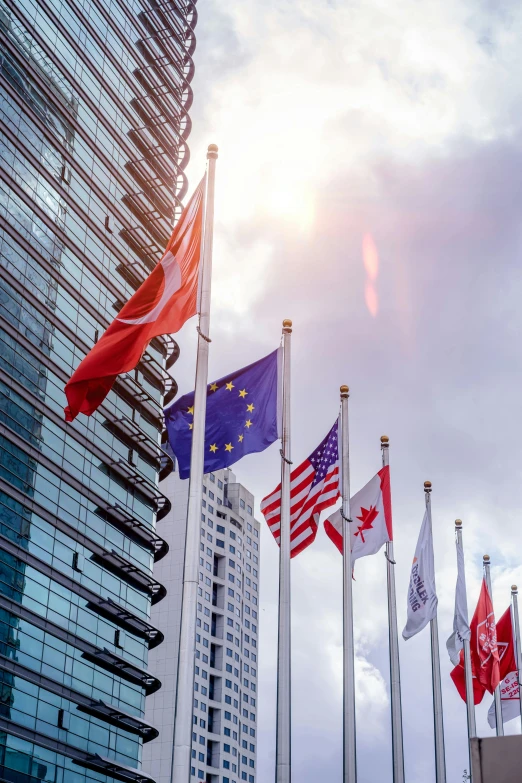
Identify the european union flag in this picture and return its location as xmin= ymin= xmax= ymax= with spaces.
xmin=164 ymin=349 xmax=281 ymax=479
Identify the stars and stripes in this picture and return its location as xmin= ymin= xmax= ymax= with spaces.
xmin=261 ymin=420 xmax=340 ymax=557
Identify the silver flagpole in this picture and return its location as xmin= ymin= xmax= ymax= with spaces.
xmin=341 ymin=386 xmax=356 ymax=783
xmin=424 ymin=482 xmax=446 ymax=783
xmin=380 ymin=436 xmax=405 ymax=783
xmin=276 ymin=318 xmax=292 ymax=783
xmin=483 ymin=554 xmax=504 ymax=737
xmin=454 ymin=519 xmax=476 ymax=774
xmin=510 ymin=585 xmax=522 ymax=732
xmin=171 ymin=144 xmax=218 ymax=783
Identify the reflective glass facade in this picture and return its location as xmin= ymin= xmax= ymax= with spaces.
xmin=0 ymin=0 xmax=196 ymax=780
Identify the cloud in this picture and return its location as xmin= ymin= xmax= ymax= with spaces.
xmin=171 ymin=1 xmax=522 ymax=780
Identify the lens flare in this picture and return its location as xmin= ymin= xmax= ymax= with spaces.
xmin=362 ymin=233 xmax=379 ymax=317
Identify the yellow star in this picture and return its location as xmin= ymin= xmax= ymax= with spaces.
xmin=188 ymin=423 xmax=193 ymax=430
xmin=238 ymin=389 xmax=248 ymax=398
xmin=225 ymin=443 xmax=233 ymax=452
xmin=210 ymin=383 xmax=218 ymax=392
xmin=246 ymin=403 xmax=255 ymax=412
xmin=238 ymin=434 xmax=244 ymax=443
xmin=187 ymin=405 xmax=194 ymax=415
xmin=209 ymin=443 xmax=218 ymax=453
xmin=245 ymin=419 xmax=252 ymax=428
xmin=226 ymin=382 xmax=234 ymax=391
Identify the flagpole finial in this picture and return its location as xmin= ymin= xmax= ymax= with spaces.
xmin=207 ymin=144 xmax=218 ymax=159
xmin=380 ymin=435 xmax=389 ymax=444
xmin=455 ymin=519 xmax=462 ymax=527
xmin=340 ymin=385 xmax=349 ymax=398
xmin=424 ymin=480 xmax=432 ymax=490
xmin=483 ymin=554 xmax=490 ymax=562
xmin=282 ymin=319 xmax=292 ymax=333
xmin=512 ymin=585 xmax=518 ymax=593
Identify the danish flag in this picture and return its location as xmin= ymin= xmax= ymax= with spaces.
xmin=261 ymin=420 xmax=340 ymax=557
xmin=64 ymin=177 xmax=205 ymax=421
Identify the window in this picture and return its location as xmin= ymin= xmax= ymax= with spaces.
xmin=225 ymin=695 xmax=232 ymax=704
xmin=226 ymin=679 xmax=232 ymax=688
xmin=228 ymin=602 xmax=234 ymax=611
xmin=209 ymin=505 xmax=214 ymax=514
xmin=245 ymin=620 xmax=250 ymax=629
xmin=253 ymin=543 xmax=258 ymax=551
xmin=253 ymin=610 xmax=258 ymax=619
xmin=226 ymin=648 xmax=233 ymax=657
xmin=206 ymin=576 xmax=211 ymax=585
xmin=202 ymin=670 xmax=208 ymax=679
xmin=206 ymin=562 xmax=212 ymax=572
xmin=228 ymin=576 xmax=235 ymax=584
xmin=252 ymin=624 xmax=257 ymax=633
xmin=229 ymin=559 xmax=235 ymax=568
xmin=243 ymin=709 xmax=248 ymax=718
xmin=228 ymin=588 xmax=234 ymax=596
xmin=225 ymin=711 xmax=231 ymax=720
xmin=202 ymin=500 xmax=206 ymax=509
xmin=251 ymin=699 xmax=256 ymax=708
xmin=247 ymin=537 xmax=252 ymax=545
xmin=254 ymin=528 xmax=259 ymax=537
xmin=247 ymin=505 xmax=253 ymax=515
xmin=250 ymin=713 xmax=256 ymax=722
xmin=224 ymin=727 xmax=231 ymax=736
xmin=227 ymin=618 xmax=234 ymax=627
xmin=203 ymin=485 xmax=207 ymax=494
xmin=245 ymin=606 xmax=250 ymax=615
xmin=223 ymin=761 xmax=230 ymax=770
xmin=229 ymin=545 xmax=236 ymax=554
xmin=253 ymin=556 xmax=258 ymax=564
xmin=253 ymin=569 xmax=258 ymax=578
xmin=209 ymin=491 xmax=215 ymax=500
xmin=192 ymin=750 xmax=196 ymax=759
xmin=217 ymin=539 xmax=225 ymax=548
xmin=230 ymin=531 xmax=236 ymax=540
xmin=247 ymin=522 xmax=252 ymax=531
xmin=198 ymin=770 xmax=204 ymax=779
xmin=218 ymin=479 xmax=223 ymax=489
xmin=208 ymin=519 xmax=214 ymax=529
xmin=207 ymin=533 xmax=213 ymax=542
xmin=191 ymin=767 xmax=195 ymax=777
xmin=226 ymin=664 xmax=232 ymax=673
xmin=199 ymin=753 xmax=204 ymax=762
xmin=227 ymin=633 xmax=233 ymax=641
xmin=240 ymin=500 xmax=246 ymax=509
xmin=210 ymin=473 xmax=215 ymax=482
xmin=217 ymin=524 xmax=226 ymax=534
xmin=206 ymin=548 xmax=212 ymax=557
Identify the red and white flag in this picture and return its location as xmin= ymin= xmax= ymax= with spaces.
xmin=323 ymin=466 xmax=392 ymax=563
xmin=488 ymin=669 xmax=521 ymax=728
xmin=451 ymin=592 xmax=513 ymax=703
xmin=261 ymin=419 xmax=340 ymax=558
xmin=64 ymin=177 xmax=205 ymax=421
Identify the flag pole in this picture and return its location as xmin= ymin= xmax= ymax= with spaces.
xmin=171 ymin=144 xmax=218 ymax=783
xmin=510 ymin=585 xmax=522 ymax=733
xmin=454 ymin=520 xmax=476 ymax=759
xmin=276 ymin=318 xmax=292 ymax=783
xmin=424 ymin=482 xmax=446 ymax=783
xmin=341 ymin=386 xmax=356 ymax=783
xmin=483 ymin=554 xmax=504 ymax=737
xmin=380 ymin=436 xmax=405 ymax=783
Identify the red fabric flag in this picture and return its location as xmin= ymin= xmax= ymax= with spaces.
xmin=451 ymin=593 xmax=514 ymax=704
xmin=64 ymin=177 xmax=205 ymax=421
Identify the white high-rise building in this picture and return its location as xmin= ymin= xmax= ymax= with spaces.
xmin=143 ymin=466 xmax=261 ymax=783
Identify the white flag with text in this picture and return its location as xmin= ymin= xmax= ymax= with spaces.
xmin=402 ymin=509 xmax=438 ymax=640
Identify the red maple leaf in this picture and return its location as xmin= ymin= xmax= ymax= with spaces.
xmin=355 ymin=505 xmax=378 ymax=543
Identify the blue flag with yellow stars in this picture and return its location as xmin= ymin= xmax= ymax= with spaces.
xmin=164 ymin=349 xmax=281 ymax=479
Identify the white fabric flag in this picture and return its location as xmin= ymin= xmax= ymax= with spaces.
xmin=488 ymin=671 xmax=521 ymax=728
xmin=324 ymin=467 xmax=392 ymax=563
xmin=446 ymin=530 xmax=471 ymax=665
xmin=402 ymin=509 xmax=438 ymax=640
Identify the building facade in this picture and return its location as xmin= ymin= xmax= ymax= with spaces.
xmin=0 ymin=1 xmax=195 ymax=781
xmin=143 ymin=467 xmax=260 ymax=783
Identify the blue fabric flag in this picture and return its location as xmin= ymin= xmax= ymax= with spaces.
xmin=164 ymin=349 xmax=281 ymax=479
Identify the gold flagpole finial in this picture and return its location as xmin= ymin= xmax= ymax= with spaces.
xmin=207 ymin=144 xmax=218 ymax=159
xmin=380 ymin=435 xmax=389 ymax=444
xmin=282 ymin=319 xmax=292 ymax=332
xmin=483 ymin=554 xmax=490 ymax=563
xmin=455 ymin=519 xmax=462 ymax=527
xmin=424 ymin=480 xmax=432 ymax=490
xmin=340 ymin=385 xmax=349 ymax=398
xmin=512 ymin=585 xmax=518 ymax=593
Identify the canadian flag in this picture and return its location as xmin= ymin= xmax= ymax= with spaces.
xmin=64 ymin=177 xmax=205 ymax=421
xmin=324 ymin=466 xmax=392 ymax=563
xmin=451 ymin=596 xmax=513 ymax=703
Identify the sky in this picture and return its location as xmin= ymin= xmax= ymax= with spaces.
xmin=172 ymin=1 xmax=522 ymax=781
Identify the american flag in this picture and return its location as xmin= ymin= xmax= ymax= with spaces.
xmin=261 ymin=420 xmax=340 ymax=557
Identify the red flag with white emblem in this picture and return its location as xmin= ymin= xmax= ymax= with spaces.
xmin=451 ymin=587 xmax=511 ymax=703
xmin=64 ymin=177 xmax=205 ymax=421
xmin=324 ymin=466 xmax=392 ymax=562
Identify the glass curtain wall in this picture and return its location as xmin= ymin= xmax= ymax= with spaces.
xmin=0 ymin=0 xmax=196 ymax=780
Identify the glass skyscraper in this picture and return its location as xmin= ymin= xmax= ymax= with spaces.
xmin=0 ymin=1 xmax=195 ymax=781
